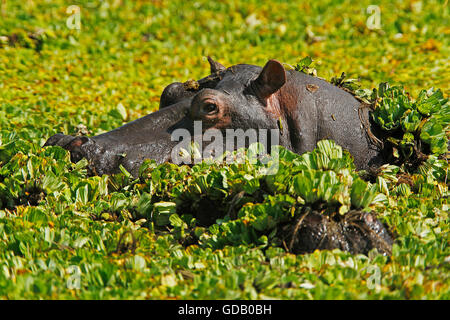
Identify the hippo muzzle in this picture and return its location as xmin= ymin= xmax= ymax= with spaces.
xmin=44 ymin=99 xmax=191 ymax=175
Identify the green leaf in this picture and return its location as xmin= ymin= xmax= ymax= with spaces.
xmin=153 ymin=202 xmax=177 ymax=226
xmin=415 ymin=88 xmax=448 ymax=116
xmin=420 ymin=118 xmax=447 ymax=155
xmin=350 ymin=178 xmax=378 ymax=209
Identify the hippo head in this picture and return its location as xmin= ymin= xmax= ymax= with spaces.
xmin=44 ymin=58 xmax=291 ymax=176
xmin=189 ymin=60 xmax=286 ymax=131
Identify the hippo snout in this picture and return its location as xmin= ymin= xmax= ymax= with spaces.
xmin=44 ymin=133 xmax=86 ymax=148
xmin=44 ymin=133 xmax=91 ymax=162
xmin=44 ymin=133 xmax=89 ymax=150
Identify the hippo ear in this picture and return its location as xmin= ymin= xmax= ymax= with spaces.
xmin=207 ymin=56 xmax=226 ymax=73
xmin=252 ymin=60 xmax=286 ymax=102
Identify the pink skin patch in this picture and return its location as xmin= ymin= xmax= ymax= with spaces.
xmin=70 ymin=138 xmax=85 ymax=148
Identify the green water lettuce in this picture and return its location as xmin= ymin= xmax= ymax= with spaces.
xmin=370 ymin=83 xmax=448 ymax=163
xmin=0 ymin=0 xmax=448 ymax=299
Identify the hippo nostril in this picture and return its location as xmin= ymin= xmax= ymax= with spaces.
xmin=68 ymin=136 xmax=89 ymax=149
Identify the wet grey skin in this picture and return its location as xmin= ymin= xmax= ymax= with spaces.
xmin=44 ymin=57 xmax=385 ymax=176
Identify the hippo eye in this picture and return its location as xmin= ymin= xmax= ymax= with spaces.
xmin=202 ymin=103 xmax=218 ymax=115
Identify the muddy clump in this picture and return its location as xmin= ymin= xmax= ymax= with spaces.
xmin=279 ymin=209 xmax=393 ymax=256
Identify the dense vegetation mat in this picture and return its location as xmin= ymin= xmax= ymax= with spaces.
xmin=0 ymin=0 xmax=448 ymax=299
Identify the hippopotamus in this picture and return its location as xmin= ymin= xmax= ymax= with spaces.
xmin=44 ymin=57 xmax=385 ymax=176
